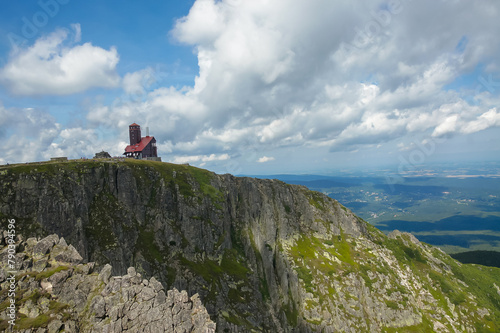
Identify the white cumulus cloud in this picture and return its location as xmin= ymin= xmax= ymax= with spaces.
xmin=4 ymin=1 xmax=500 ymax=169
xmin=0 ymin=24 xmax=120 ymax=96
xmin=257 ymin=156 xmax=275 ymax=163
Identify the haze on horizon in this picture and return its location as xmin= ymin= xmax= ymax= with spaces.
xmin=0 ymin=0 xmax=499 ymax=175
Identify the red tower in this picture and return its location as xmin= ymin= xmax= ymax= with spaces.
xmin=129 ymin=123 xmax=141 ymax=145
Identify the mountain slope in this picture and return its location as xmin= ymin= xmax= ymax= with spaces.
xmin=1 ymin=159 xmax=500 ymax=332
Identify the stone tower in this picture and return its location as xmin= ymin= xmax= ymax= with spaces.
xmin=129 ymin=123 xmax=141 ymax=145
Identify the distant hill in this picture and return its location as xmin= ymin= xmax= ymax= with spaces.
xmin=451 ymin=250 xmax=500 ymax=268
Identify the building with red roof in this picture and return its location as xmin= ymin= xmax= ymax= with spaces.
xmin=123 ymin=123 xmax=159 ymax=160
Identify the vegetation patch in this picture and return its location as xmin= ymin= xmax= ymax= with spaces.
xmin=86 ymin=192 xmax=120 ymax=250
xmin=282 ymin=298 xmax=298 ymax=327
xmin=449 ymin=261 xmax=500 ymax=329
xmin=382 ymin=315 xmax=434 ymax=333
xmin=221 ymin=310 xmax=255 ymax=330
xmin=179 ymin=256 xmax=222 ymax=289
xmin=136 ymin=229 xmax=164 ymax=263
xmin=180 ymin=248 xmax=249 ymax=284
xmin=296 ymin=266 xmax=314 ymax=293
xmin=15 ymin=314 xmax=51 ymax=330
xmin=221 ymin=249 xmax=249 ymax=281
xmin=308 ymin=191 xmax=326 ymax=212
xmin=259 ymin=277 xmax=270 ymax=301
xmin=35 ymin=266 xmax=70 ymax=280
xmin=385 ymin=300 xmax=399 ymax=310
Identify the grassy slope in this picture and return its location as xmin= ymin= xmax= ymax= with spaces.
xmin=285 ymin=219 xmax=500 ymax=331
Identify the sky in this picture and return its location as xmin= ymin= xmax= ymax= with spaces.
xmin=0 ymin=0 xmax=499 ymax=175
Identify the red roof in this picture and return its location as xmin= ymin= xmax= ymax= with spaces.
xmin=124 ymin=136 xmax=154 ymax=153
xmin=129 ymin=123 xmax=140 ymax=127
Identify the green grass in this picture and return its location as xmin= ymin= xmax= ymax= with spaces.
xmin=35 ymin=266 xmax=70 ymax=280
xmin=179 ymin=248 xmax=249 ymax=284
xmin=136 ymin=229 xmax=164 ymax=263
xmin=308 ymin=191 xmax=326 ymax=212
xmin=15 ymin=314 xmax=51 ymax=330
xmin=190 ymin=167 xmax=223 ymax=202
xmin=382 ymin=315 xmax=434 ymax=333
xmin=359 ymin=264 xmax=374 ymax=289
xmin=385 ymin=300 xmax=399 ymax=310
xmin=85 ymin=192 xmax=120 ymax=250
xmin=282 ymin=293 xmax=299 ymax=327
xmin=179 ymin=256 xmax=222 ymax=285
xmin=123 ymin=159 xmax=226 ymax=206
xmin=382 ymin=237 xmax=424 ymax=265
xmin=220 ymin=249 xmax=249 ymax=281
xmin=295 ymin=266 xmax=314 ymax=293
xmin=450 ymin=262 xmax=500 ymax=329
xmin=402 ymin=245 xmax=427 ymax=264
xmin=221 ymin=310 xmax=256 ymax=330
xmin=259 ymin=277 xmax=270 ymax=301
xmin=0 ymin=288 xmax=71 ymax=330
xmin=123 ymin=159 xmax=195 ymax=197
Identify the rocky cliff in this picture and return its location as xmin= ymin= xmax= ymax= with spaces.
xmin=0 ymin=232 xmax=216 ymax=332
xmin=1 ymin=159 xmax=500 ymax=332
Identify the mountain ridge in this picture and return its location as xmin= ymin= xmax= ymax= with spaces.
xmin=1 ymin=159 xmax=500 ymax=332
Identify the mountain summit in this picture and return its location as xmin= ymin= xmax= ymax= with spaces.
xmin=1 ymin=159 xmax=500 ymax=332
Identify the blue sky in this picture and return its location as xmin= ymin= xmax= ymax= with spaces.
xmin=0 ymin=0 xmax=499 ymax=175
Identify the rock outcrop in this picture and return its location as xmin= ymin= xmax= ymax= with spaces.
xmin=0 ymin=232 xmax=215 ymax=332
xmin=93 ymin=151 xmax=111 ymax=159
xmin=1 ymin=160 xmax=500 ymax=332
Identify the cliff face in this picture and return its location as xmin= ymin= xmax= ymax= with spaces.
xmin=1 ymin=159 xmax=500 ymax=332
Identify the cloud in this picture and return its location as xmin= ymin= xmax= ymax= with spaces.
xmin=167 ymin=0 xmax=500 ymax=154
xmin=257 ymin=156 xmax=275 ymax=163
xmin=0 ymin=103 xmax=125 ymax=164
xmin=171 ymin=153 xmax=230 ymax=165
xmin=83 ymin=0 xmax=500 ymax=168
xmin=460 ymin=108 xmax=500 ymax=134
xmin=431 ymin=107 xmax=500 ymax=137
xmin=432 ymin=115 xmax=459 ymax=137
xmin=43 ymin=128 xmax=103 ymax=160
xmin=4 ymin=1 xmax=500 ymax=169
xmin=0 ymin=24 xmax=120 ymax=95
xmin=0 ymin=104 xmax=59 ymax=164
xmin=123 ymin=67 xmax=155 ymax=95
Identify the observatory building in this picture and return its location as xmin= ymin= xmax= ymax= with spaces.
xmin=123 ymin=123 xmax=161 ymax=161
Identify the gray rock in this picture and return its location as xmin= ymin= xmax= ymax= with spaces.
xmin=47 ymin=319 xmax=63 ymax=333
xmin=48 ymin=269 xmax=72 ymax=292
xmin=98 ymin=264 xmax=113 ymax=284
xmin=32 ymin=258 xmax=48 ymax=272
xmin=149 ymin=276 xmax=164 ymax=292
xmin=0 ymin=234 xmax=216 ymax=332
xmin=91 ymin=295 xmax=106 ymax=318
xmin=32 ymin=234 xmax=59 ymax=257
xmin=127 ymin=266 xmax=136 ymax=276
xmin=53 ymin=244 xmax=83 ymax=264
xmin=58 ymin=237 xmax=68 ymax=247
